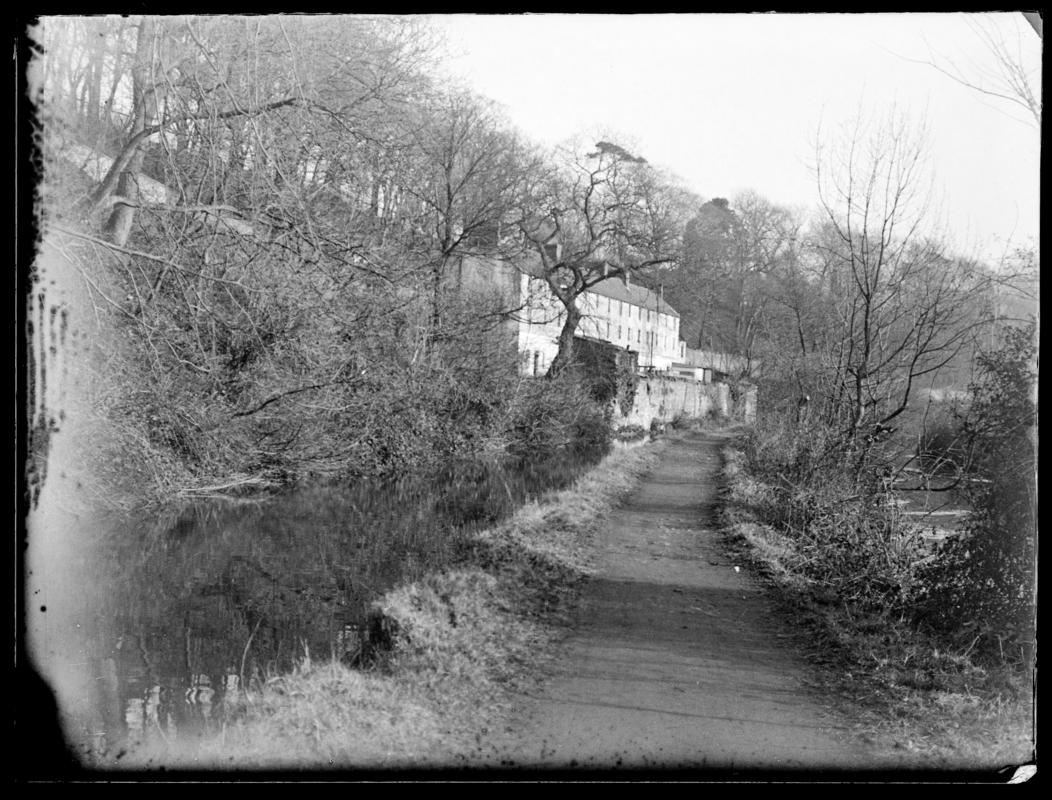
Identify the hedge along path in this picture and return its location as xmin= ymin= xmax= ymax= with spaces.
xmin=476 ymin=430 xmax=907 ymax=772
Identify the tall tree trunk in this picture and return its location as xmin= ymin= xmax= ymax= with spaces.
xmin=430 ymin=257 xmax=445 ymax=334
xmin=102 ymin=18 xmax=156 ymax=246
xmin=547 ymin=303 xmax=581 ymax=378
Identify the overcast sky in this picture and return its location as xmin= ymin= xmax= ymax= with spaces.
xmin=433 ymin=12 xmax=1040 ymax=265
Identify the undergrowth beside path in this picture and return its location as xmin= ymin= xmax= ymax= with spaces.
xmin=93 ymin=441 xmax=662 ymax=772
xmin=718 ymin=442 xmax=1034 ymax=771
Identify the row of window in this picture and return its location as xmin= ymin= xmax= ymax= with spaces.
xmin=537 ymin=312 xmax=679 ymax=354
xmin=528 ymin=283 xmax=681 ymax=355
xmin=593 ymin=296 xmax=676 ymax=330
xmin=530 ymin=280 xmax=677 ymax=333
xmin=596 ymin=321 xmax=678 ymax=353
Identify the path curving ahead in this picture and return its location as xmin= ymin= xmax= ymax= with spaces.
xmin=485 ymin=431 xmax=877 ymax=772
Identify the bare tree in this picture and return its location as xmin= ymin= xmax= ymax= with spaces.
xmin=396 ymin=89 xmax=536 ymax=333
xmin=520 ymin=138 xmax=682 ymax=376
xmin=813 ymin=109 xmax=991 ymax=477
xmin=908 ymin=13 xmax=1041 ymax=127
xmin=32 ymin=15 xmax=546 ymax=495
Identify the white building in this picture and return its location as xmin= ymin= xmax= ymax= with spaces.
xmin=683 ymin=347 xmax=760 ymax=382
xmin=516 ymin=257 xmax=686 ymax=376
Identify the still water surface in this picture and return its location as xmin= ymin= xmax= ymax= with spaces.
xmin=60 ymin=449 xmax=604 ymax=757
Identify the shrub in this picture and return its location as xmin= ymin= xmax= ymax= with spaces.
xmin=913 ymin=323 xmax=1037 ymax=664
xmin=570 ymin=337 xmax=638 ymax=417
xmin=739 ymin=412 xmax=929 ymax=615
xmin=741 ymin=415 xmax=842 ymax=486
xmin=669 ymin=411 xmax=691 ymax=430
xmin=614 ymin=425 xmax=647 ymax=442
xmin=915 ymin=476 xmax=1036 ymax=664
xmin=752 ymin=475 xmax=925 ymax=613
xmin=505 ymin=373 xmax=611 ymax=459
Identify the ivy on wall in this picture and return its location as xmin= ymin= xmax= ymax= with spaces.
xmin=572 ymin=337 xmax=638 ymax=417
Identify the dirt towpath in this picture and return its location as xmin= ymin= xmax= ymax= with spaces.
xmin=484 ymin=431 xmax=878 ymax=772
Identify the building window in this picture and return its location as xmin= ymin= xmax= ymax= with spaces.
xmin=533 ymin=351 xmax=540 ymax=376
xmin=637 ymin=329 xmax=641 ymax=343
xmin=618 ymin=325 xmax=622 ymax=339
xmin=606 ymin=321 xmax=610 ymax=338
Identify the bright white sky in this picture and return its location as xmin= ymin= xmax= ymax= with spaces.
xmin=433 ymin=12 xmax=1040 ymax=265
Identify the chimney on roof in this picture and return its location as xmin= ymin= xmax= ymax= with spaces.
xmin=622 ymin=269 xmax=630 ymax=290
xmin=603 ymin=262 xmax=609 ymax=278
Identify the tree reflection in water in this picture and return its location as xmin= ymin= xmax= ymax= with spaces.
xmin=65 ymin=449 xmax=603 ymax=756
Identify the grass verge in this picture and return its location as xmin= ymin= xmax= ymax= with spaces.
xmin=718 ymin=442 xmax=1035 ymax=771
xmin=91 ymin=442 xmax=662 ymax=772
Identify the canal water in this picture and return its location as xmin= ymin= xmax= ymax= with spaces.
xmin=887 ymin=470 xmax=973 ymax=552
xmin=48 ymin=448 xmax=606 ymax=759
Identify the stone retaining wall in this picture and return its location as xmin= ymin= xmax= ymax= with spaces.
xmin=614 ymin=375 xmax=756 ymax=429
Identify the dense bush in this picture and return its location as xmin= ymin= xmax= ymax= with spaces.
xmin=52 ymin=231 xmax=596 ymax=509
xmin=738 ymin=409 xmax=932 ymax=615
xmin=570 ymin=337 xmax=638 ymax=418
xmin=741 ymin=414 xmax=842 ymax=486
xmin=742 ymin=322 xmax=1037 ymax=666
xmin=32 ymin=16 xmax=625 ymax=511
xmin=741 ymin=450 xmax=925 ymax=613
xmin=913 ymin=323 xmax=1037 ymax=663
xmin=669 ymin=411 xmax=692 ymax=430
xmin=916 ymin=476 xmax=1036 ymax=663
xmin=614 ymin=425 xmax=647 ymax=442
xmin=505 ymin=372 xmax=611 ymax=460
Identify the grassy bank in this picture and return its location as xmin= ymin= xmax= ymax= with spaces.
xmin=718 ymin=443 xmax=1034 ymax=769
xmin=88 ymin=441 xmax=661 ymax=771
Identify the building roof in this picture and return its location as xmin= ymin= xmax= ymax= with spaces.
xmin=519 ymin=256 xmax=680 ymax=318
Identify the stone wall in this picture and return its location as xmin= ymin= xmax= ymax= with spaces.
xmin=614 ymin=375 xmax=757 ymax=429
xmin=614 ymin=375 xmax=726 ymax=428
